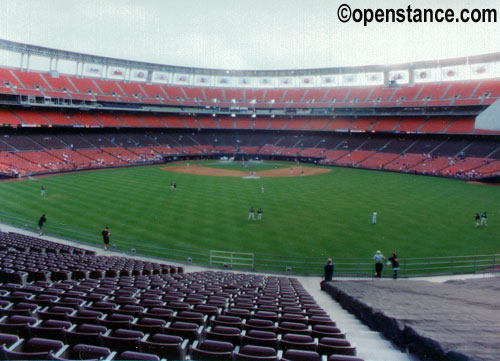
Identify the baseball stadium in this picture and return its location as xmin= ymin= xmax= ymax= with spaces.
xmin=0 ymin=1 xmax=498 ymax=360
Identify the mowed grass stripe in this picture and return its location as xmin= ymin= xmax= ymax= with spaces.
xmin=0 ymin=163 xmax=498 ymax=262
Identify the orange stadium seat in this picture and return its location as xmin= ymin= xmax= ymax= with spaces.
xmin=11 ymin=109 xmax=51 ymax=125
xmin=324 ymin=118 xmax=352 ymax=131
xmin=218 ymin=117 xmax=235 ymax=129
xmin=198 ymin=116 xmax=219 ymax=129
xmin=0 ymin=109 xmax=23 ymax=126
xmin=445 ymin=118 xmax=475 ymax=134
xmin=419 ymin=118 xmax=452 ymax=133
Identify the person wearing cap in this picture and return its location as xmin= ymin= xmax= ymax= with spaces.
xmin=373 ymin=250 xmax=385 ymax=278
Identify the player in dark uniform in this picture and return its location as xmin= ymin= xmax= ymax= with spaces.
xmin=102 ymin=227 xmax=111 ymax=251
xmin=257 ymin=208 xmax=263 ymax=220
xmin=248 ymin=207 xmax=255 ymax=220
xmin=475 ymin=213 xmax=480 ymax=227
xmin=38 ymin=214 xmax=47 ymax=235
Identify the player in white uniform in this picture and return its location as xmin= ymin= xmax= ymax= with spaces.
xmin=480 ymin=212 xmax=487 ymax=226
xmin=372 ymin=211 xmax=377 ymax=224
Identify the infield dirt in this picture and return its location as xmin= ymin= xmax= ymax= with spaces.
xmin=162 ymin=164 xmax=330 ymax=177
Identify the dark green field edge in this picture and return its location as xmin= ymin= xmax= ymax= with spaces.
xmin=1 ymin=211 xmax=498 ymax=278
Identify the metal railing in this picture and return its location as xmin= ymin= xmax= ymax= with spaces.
xmin=0 ymin=210 xmax=498 ymax=277
xmin=210 ymin=250 xmax=255 ymax=270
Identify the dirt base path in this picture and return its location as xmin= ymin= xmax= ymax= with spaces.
xmin=162 ymin=165 xmax=331 ymax=177
xmin=467 ymin=181 xmax=500 ymax=186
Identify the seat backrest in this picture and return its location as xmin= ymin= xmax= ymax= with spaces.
xmin=119 ymin=350 xmax=160 ymax=361
xmin=70 ymin=344 xmax=111 ymax=360
xmin=0 ymin=332 xmax=19 ymax=347
xmin=26 ymin=337 xmax=64 ymax=352
xmin=282 ymin=349 xmax=322 ymax=361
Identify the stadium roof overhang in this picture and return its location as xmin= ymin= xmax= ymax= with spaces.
xmin=0 ymin=38 xmax=499 ymax=77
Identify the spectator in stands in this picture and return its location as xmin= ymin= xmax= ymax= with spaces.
xmin=102 ymin=226 xmax=111 ymax=251
xmin=324 ymin=259 xmax=334 ymax=281
xmin=373 ymin=250 xmax=385 ymax=278
xmin=475 ymin=213 xmax=480 ymax=227
xmin=38 ymin=214 xmax=47 ymax=235
xmin=388 ymin=253 xmax=400 ymax=279
xmin=481 ymin=212 xmax=487 ymax=226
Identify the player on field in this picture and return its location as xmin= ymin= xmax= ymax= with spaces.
xmin=248 ymin=207 xmax=255 ymax=220
xmin=38 ymin=214 xmax=47 ymax=235
xmin=480 ymin=212 xmax=487 ymax=226
xmin=475 ymin=213 xmax=480 ymax=227
xmin=257 ymin=208 xmax=263 ymax=220
xmin=41 ymin=185 xmax=45 ymax=197
xmin=372 ymin=211 xmax=377 ymax=224
xmin=261 ymin=185 xmax=264 ymax=193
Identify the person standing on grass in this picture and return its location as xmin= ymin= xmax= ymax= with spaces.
xmin=40 ymin=185 xmax=45 ymax=197
xmin=373 ymin=250 xmax=385 ymax=278
xmin=261 ymin=185 xmax=264 ymax=193
xmin=248 ymin=207 xmax=255 ymax=221
xmin=481 ymin=212 xmax=487 ymax=226
xmin=388 ymin=252 xmax=400 ymax=279
xmin=102 ymin=226 xmax=111 ymax=251
xmin=372 ymin=211 xmax=377 ymax=225
xmin=38 ymin=214 xmax=47 ymax=235
xmin=475 ymin=213 xmax=480 ymax=227
xmin=257 ymin=208 xmax=263 ymax=220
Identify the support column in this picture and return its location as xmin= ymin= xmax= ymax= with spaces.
xmin=20 ymin=53 xmax=25 ymax=70
xmin=26 ymin=54 xmax=31 ymax=71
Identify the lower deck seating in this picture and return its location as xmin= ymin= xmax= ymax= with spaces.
xmin=0 ymin=232 xmax=361 ymax=361
xmin=0 ymin=130 xmax=497 ymax=180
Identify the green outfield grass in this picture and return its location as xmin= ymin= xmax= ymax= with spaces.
xmin=0 ymin=161 xmax=498 ymax=270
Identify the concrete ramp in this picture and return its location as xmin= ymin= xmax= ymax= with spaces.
xmin=476 ymin=98 xmax=500 ymax=131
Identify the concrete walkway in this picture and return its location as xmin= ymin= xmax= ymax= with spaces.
xmin=4 ymin=222 xmax=487 ymax=361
